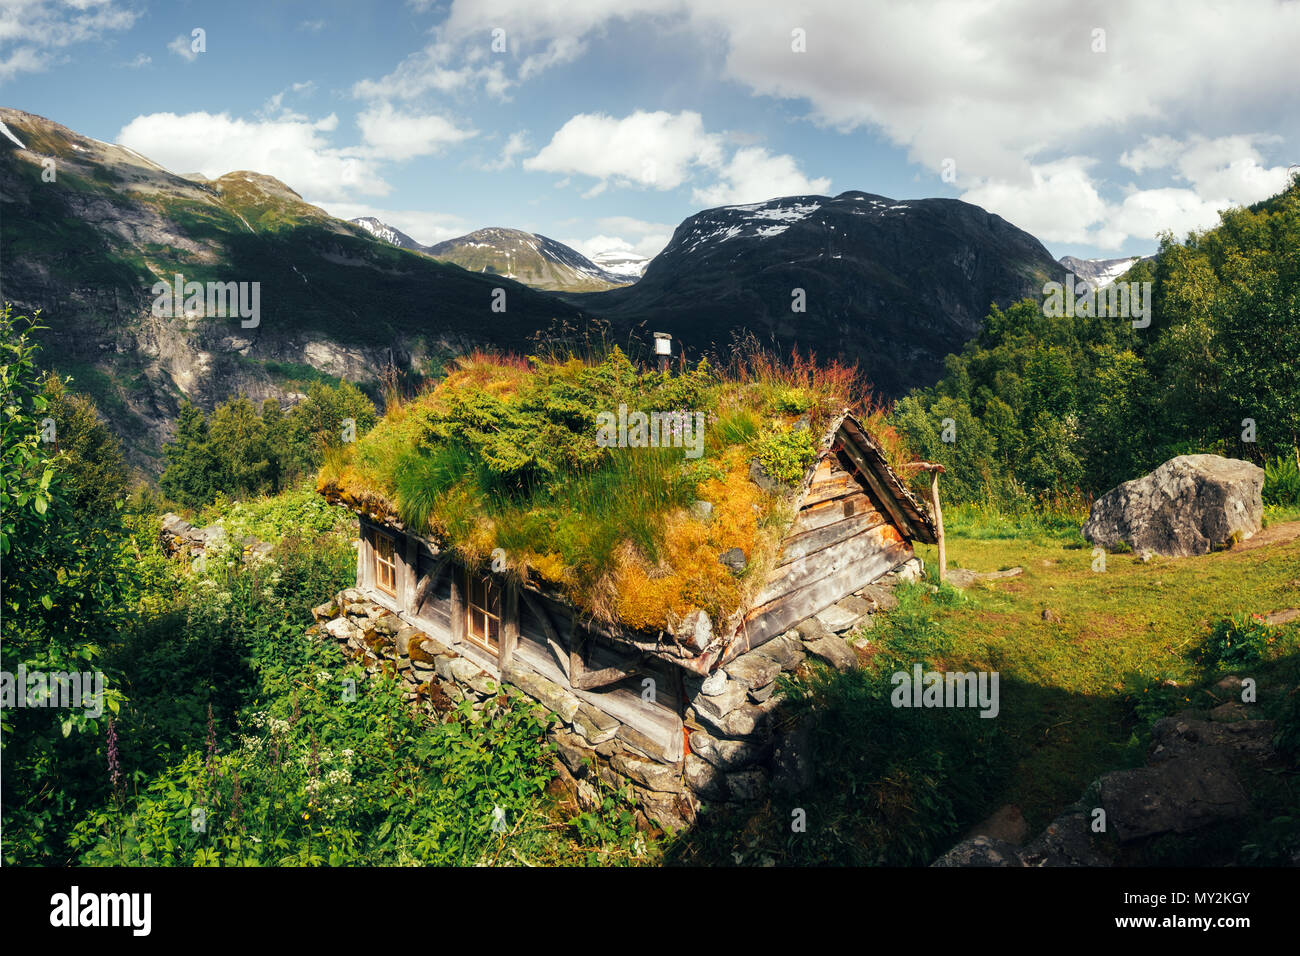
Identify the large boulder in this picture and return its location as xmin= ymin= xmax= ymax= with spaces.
xmin=1081 ymin=455 xmax=1263 ymax=557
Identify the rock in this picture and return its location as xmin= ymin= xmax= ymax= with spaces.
xmin=1098 ymin=752 xmax=1250 ymax=842
xmin=594 ymin=738 xmax=622 ymax=758
xmin=1209 ymin=702 xmax=1251 ymax=722
xmin=963 ymin=804 xmax=1028 ymax=845
xmin=1148 ymin=713 xmax=1275 ymax=763
xmin=815 ymin=602 xmax=862 ymax=634
xmin=719 ymin=548 xmax=747 ymax=573
xmin=795 ymin=617 xmax=834 ymax=643
xmin=1265 ymin=608 xmax=1300 ymax=627
xmin=612 ymin=753 xmax=686 ymax=793
xmin=694 ymin=681 xmax=750 ymax=721
xmin=699 ymin=670 xmax=729 ymax=696
xmin=1021 ymin=811 xmax=1111 ymax=867
xmin=748 ymin=682 xmax=777 ymax=703
xmin=689 ymin=729 xmax=764 ymax=771
xmin=891 ymin=557 xmax=924 ymax=584
xmin=1138 ymin=548 xmax=1155 ymax=563
xmin=465 ymin=671 xmax=500 ymax=697
xmin=1214 ymin=675 xmax=1244 ymax=695
xmin=553 ymin=730 xmax=595 ymax=775
xmin=933 ymin=836 xmax=1028 ymax=867
xmin=502 ymin=663 xmax=581 ymax=723
xmin=857 ymin=583 xmax=899 ymax=611
xmin=696 ymin=695 xmax=782 ymax=738
xmin=691 ymin=500 xmax=715 ymax=522
xmin=394 ymin=626 xmax=422 ymax=656
xmin=803 ymin=635 xmax=858 ymax=671
xmin=616 ymin=724 xmax=677 ymax=763
xmin=633 ymin=785 xmax=697 ymax=832
xmin=311 ymin=600 xmax=338 ymax=623
xmin=324 ymin=617 xmax=361 ymax=642
xmin=724 ymin=653 xmax=781 ymax=691
xmin=571 ymin=703 xmax=619 ymax=745
xmin=748 ymin=458 xmax=779 ymax=493
xmin=835 ymin=595 xmax=875 ymax=617
xmin=725 ymin=769 xmax=769 ymax=802
xmin=671 ymin=609 xmax=714 ymax=651
xmin=1041 ymin=608 xmax=1060 ymax=623
xmin=945 ymin=567 xmax=1024 ymax=589
xmin=685 ymin=754 xmax=728 ymax=799
xmin=1081 ymin=454 xmax=1264 ymax=557
xmin=754 ymin=633 xmax=806 ymax=671
xmin=371 ymin=612 xmax=401 ymax=636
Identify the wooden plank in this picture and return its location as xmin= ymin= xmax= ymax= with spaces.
xmin=778 ymin=512 xmax=887 ymax=564
xmin=741 ymin=541 xmax=913 ymax=648
xmin=499 ymin=579 xmax=519 ymax=670
xmin=757 ymin=522 xmax=905 ymax=606
xmin=520 ymin=589 xmax=571 ymax=680
xmin=449 ymin=566 xmax=465 ymax=644
xmin=837 ymin=436 xmax=916 ymax=540
xmin=793 ymin=491 xmax=882 ymax=533
xmin=800 ymin=472 xmax=858 ymax=506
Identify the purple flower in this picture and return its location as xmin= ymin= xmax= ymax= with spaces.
xmin=106 ymin=718 xmax=122 ymax=794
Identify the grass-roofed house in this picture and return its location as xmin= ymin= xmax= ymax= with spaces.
xmin=315 ymin=347 xmax=938 ymax=829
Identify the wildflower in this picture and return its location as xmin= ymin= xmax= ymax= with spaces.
xmin=106 ymin=718 xmax=123 ymax=795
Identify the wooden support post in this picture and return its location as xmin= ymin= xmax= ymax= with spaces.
xmin=450 ymin=565 xmax=465 ymax=641
xmin=930 ymin=471 xmax=946 ymax=583
xmin=499 ymin=579 xmax=519 ymax=669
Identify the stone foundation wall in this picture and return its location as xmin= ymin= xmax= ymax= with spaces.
xmin=308 ymin=556 xmax=921 ymax=832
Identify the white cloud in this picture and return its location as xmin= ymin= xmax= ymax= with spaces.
xmin=0 ymin=0 xmax=139 ymax=79
xmin=167 ymin=33 xmax=199 ymax=63
xmin=691 ymin=146 xmax=831 ymax=206
xmin=123 ymin=52 xmax=151 ymax=68
xmin=526 ymin=110 xmax=723 ymax=190
xmin=356 ymin=102 xmax=476 ymax=161
xmin=562 ymin=232 xmax=669 ymax=260
xmin=117 ymin=111 xmax=389 ymax=201
xmin=481 ymin=130 xmax=530 ymax=171
xmin=401 ymin=0 xmax=1300 ymax=246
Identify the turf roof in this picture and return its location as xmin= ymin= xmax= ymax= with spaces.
xmin=318 ymin=347 xmax=924 ymax=640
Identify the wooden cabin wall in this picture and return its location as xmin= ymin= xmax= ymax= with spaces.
xmin=742 ymin=452 xmax=913 ymax=648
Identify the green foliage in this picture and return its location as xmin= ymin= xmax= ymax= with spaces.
xmin=891 ymin=180 xmax=1300 ymax=506
xmin=752 ymin=423 xmax=816 ymax=485
xmin=777 ymin=663 xmax=1008 ymax=865
xmin=1263 ymin=454 xmax=1300 ymax=505
xmin=1202 ymin=613 xmax=1281 ymax=669
xmin=160 ymin=382 xmax=378 ymax=507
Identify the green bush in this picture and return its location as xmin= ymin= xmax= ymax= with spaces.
xmin=752 ymin=423 xmax=816 ymax=485
xmin=1203 ymin=613 xmax=1280 ymax=669
xmin=1264 ymin=455 xmax=1300 ymax=506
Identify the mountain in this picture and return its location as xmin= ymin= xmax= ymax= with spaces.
xmin=0 ymin=108 xmax=591 ymax=472
xmin=1059 ymin=254 xmax=1150 ymax=288
xmin=589 ymin=249 xmax=651 ymax=280
xmin=565 ymin=191 xmax=1061 ymax=398
xmin=422 ymin=227 xmax=631 ymax=292
xmin=350 ymin=216 xmax=424 ymax=251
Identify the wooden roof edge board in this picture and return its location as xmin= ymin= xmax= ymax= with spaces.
xmin=836 ymin=415 xmax=939 ymax=544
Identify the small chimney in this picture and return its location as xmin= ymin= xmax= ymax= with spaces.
xmin=653 ymin=332 xmax=672 ymax=372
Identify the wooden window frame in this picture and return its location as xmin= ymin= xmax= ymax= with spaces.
xmin=373 ymin=530 xmax=398 ymax=597
xmin=463 ymin=567 xmax=502 ymax=655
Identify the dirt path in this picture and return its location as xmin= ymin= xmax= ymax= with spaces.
xmin=1233 ymin=520 xmax=1300 ymax=553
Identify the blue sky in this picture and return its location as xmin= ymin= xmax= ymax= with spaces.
xmin=3 ymin=0 xmax=1298 ymax=263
